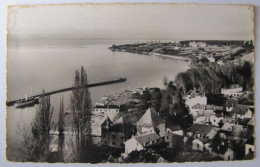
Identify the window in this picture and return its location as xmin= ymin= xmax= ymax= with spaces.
xmin=112 ymin=142 xmax=116 ymax=145
xmin=112 ymin=135 xmax=116 ymax=138
xmin=167 ymin=136 xmax=169 ymax=140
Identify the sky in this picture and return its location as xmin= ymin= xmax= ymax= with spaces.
xmin=7 ymin=4 xmax=254 ymax=40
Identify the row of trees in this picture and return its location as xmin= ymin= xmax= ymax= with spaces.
xmin=20 ymin=66 xmax=92 ymax=162
xmin=174 ymin=61 xmax=254 ymax=95
xmin=139 ymin=79 xmax=193 ymax=130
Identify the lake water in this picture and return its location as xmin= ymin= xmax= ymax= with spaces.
xmin=6 ymin=40 xmax=190 ymax=160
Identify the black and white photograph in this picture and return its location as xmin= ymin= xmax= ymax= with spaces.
xmin=5 ymin=3 xmax=256 ymax=163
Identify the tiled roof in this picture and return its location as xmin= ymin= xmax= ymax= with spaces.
xmin=247 ymin=116 xmax=255 ymax=126
xmin=168 ymin=125 xmax=181 ymax=132
xmin=188 ymin=123 xmax=214 ymax=135
xmin=221 ymin=122 xmax=234 ymax=131
xmin=134 ymin=132 xmax=160 ymax=146
xmin=231 ymin=105 xmax=250 ymax=115
xmin=136 ymin=108 xmax=165 ymax=127
xmin=101 ymin=116 xmax=114 ymax=127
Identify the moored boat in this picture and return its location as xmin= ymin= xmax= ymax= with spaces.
xmin=15 ymin=97 xmax=39 ymax=109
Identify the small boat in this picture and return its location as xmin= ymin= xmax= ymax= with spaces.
xmin=15 ymin=97 xmax=39 ymax=109
xmin=119 ymin=77 xmax=127 ymax=82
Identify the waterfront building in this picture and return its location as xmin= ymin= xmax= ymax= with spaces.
xmin=221 ymin=84 xmax=243 ymax=97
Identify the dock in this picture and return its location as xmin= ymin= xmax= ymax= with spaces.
xmin=6 ymin=78 xmax=127 ymax=107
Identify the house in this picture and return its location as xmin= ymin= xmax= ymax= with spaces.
xmin=218 ymin=130 xmax=231 ymax=140
xmin=187 ymin=124 xmax=217 ymax=140
xmin=198 ymin=42 xmax=207 ymax=48
xmin=189 ymin=42 xmax=206 ymax=48
xmin=192 ymin=139 xmax=208 ymax=151
xmin=124 ymin=132 xmax=161 ymax=155
xmin=156 ymin=156 xmax=168 ymax=163
xmin=184 ymin=91 xmax=207 ymax=109
xmin=221 ymin=84 xmax=243 ymax=97
xmin=247 ymin=116 xmax=255 ymax=127
xmin=225 ymin=99 xmax=238 ymax=112
xmin=101 ymin=111 xmax=145 ymax=148
xmin=189 ymin=42 xmax=198 ymax=48
xmin=189 ymin=104 xmax=222 ymax=117
xmin=165 ymin=127 xmax=184 ymax=149
xmin=221 ymin=122 xmax=234 ymax=132
xmin=93 ymin=105 xmax=120 ymax=120
xmin=194 ymin=116 xmax=210 ymax=124
xmin=231 ymin=105 xmax=253 ymax=119
xmin=209 ymin=113 xmax=224 ymax=127
xmin=101 ymin=116 xmax=124 ymax=148
xmin=136 ymin=108 xmax=166 ymax=137
xmin=230 ymin=125 xmax=253 ymax=143
xmin=211 ymin=145 xmax=235 ymax=160
xmin=245 ymin=137 xmax=255 ymax=156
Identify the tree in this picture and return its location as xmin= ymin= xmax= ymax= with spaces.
xmin=70 ymin=66 xmax=92 ymax=159
xmin=162 ymin=76 xmax=169 ymax=88
xmin=19 ymin=90 xmax=54 ymax=162
xmin=150 ymin=88 xmax=162 ymax=112
xmin=58 ymin=97 xmax=65 ymax=135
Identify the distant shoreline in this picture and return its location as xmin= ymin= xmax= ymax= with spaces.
xmin=149 ymin=52 xmax=191 ymax=61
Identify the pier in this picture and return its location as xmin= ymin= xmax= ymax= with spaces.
xmin=6 ymin=78 xmax=127 ymax=107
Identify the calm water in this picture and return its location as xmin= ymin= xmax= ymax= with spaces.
xmin=6 ymin=41 xmax=190 ymax=160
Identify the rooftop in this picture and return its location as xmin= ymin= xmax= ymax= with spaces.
xmin=134 ymin=132 xmax=161 ymax=146
xmin=231 ymin=105 xmax=250 ymax=115
xmin=136 ymin=108 xmax=165 ymax=127
xmin=188 ymin=124 xmax=214 ymax=135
